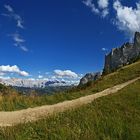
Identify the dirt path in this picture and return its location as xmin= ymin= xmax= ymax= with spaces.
xmin=0 ymin=77 xmax=139 ymax=127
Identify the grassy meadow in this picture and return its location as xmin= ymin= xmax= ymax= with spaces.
xmin=0 ymin=60 xmax=140 ymax=111
xmin=0 ymin=79 xmax=140 ymax=140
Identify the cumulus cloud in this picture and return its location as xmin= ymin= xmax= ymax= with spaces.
xmin=3 ymin=4 xmax=24 ymax=29
xmin=113 ymin=0 xmax=140 ymax=37
xmin=0 ymin=68 xmax=82 ymax=86
xmin=101 ymin=8 xmax=109 ymax=18
xmin=83 ymin=0 xmax=140 ymax=38
xmin=83 ymin=0 xmax=109 ymax=17
xmin=54 ymin=70 xmax=78 ymax=78
xmin=0 ymin=65 xmax=29 ymax=76
xmin=98 ymin=0 xmax=109 ymax=9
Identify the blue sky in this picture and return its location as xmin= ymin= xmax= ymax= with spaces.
xmin=0 ymin=0 xmax=140 ymax=82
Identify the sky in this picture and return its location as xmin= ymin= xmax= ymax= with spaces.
xmin=0 ymin=0 xmax=140 ymax=83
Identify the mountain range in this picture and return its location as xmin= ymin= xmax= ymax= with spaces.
xmin=0 ymin=78 xmax=67 ymax=88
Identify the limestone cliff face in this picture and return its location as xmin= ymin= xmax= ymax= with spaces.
xmin=79 ymin=72 xmax=101 ymax=86
xmin=104 ymin=32 xmax=140 ymax=74
xmin=79 ymin=32 xmax=140 ymax=86
xmin=134 ymin=32 xmax=140 ymax=54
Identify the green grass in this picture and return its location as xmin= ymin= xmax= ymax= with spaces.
xmin=0 ymin=60 xmax=140 ymax=111
xmin=0 ymin=79 xmax=140 ymax=140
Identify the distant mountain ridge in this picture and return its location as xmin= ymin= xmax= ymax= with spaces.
xmin=0 ymin=78 xmax=67 ymax=88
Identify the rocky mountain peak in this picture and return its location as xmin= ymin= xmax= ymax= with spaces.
xmin=79 ymin=72 xmax=101 ymax=86
xmin=134 ymin=32 xmax=140 ymax=41
xmin=103 ymin=32 xmax=140 ymax=74
xmin=134 ymin=32 xmax=140 ymax=50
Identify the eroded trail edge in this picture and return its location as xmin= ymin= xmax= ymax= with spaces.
xmin=0 ymin=77 xmax=140 ymax=127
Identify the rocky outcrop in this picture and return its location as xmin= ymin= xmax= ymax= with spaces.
xmin=79 ymin=32 xmax=140 ymax=86
xmin=103 ymin=32 xmax=140 ymax=74
xmin=79 ymin=72 xmax=101 ymax=86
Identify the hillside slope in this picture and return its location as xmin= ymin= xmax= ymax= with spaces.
xmin=0 ymin=84 xmax=17 ymax=96
xmin=0 ymin=78 xmax=140 ymax=140
xmin=0 ymin=77 xmax=139 ymax=127
xmin=0 ymin=60 xmax=140 ymax=111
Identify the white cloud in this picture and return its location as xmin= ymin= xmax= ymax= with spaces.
xmin=10 ymin=33 xmax=28 ymax=52
xmin=0 ymin=76 xmax=10 ymax=80
xmin=83 ymin=0 xmax=140 ymax=38
xmin=38 ymin=75 xmax=43 ymax=79
xmin=2 ymin=4 xmax=29 ymax=52
xmin=0 ymin=65 xmax=29 ymax=76
xmin=83 ymin=0 xmax=109 ymax=17
xmin=51 ymin=75 xmax=57 ymax=79
xmin=4 ymin=5 xmax=14 ymax=12
xmin=0 ymin=69 xmax=82 ymax=86
xmin=102 ymin=8 xmax=109 ymax=18
xmin=98 ymin=0 xmax=109 ymax=9
xmin=3 ymin=4 xmax=24 ymax=29
xmin=83 ymin=0 xmax=100 ymax=14
xmin=113 ymin=0 xmax=140 ymax=37
xmin=12 ymin=33 xmax=25 ymax=43
xmin=102 ymin=47 xmax=108 ymax=51
xmin=17 ymin=18 xmax=24 ymax=29
xmin=20 ymin=71 xmax=29 ymax=77
xmin=54 ymin=70 xmax=78 ymax=78
xmin=20 ymin=46 xmax=28 ymax=52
